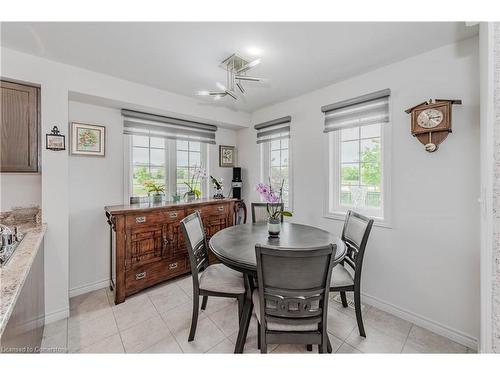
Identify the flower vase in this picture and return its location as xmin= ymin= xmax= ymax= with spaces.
xmin=267 ymin=217 xmax=281 ymax=238
xmin=186 ymin=191 xmax=196 ymax=202
xmin=151 ymin=193 xmax=163 ymax=203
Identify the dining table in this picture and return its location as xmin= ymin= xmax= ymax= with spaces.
xmin=209 ymin=222 xmax=346 ymax=353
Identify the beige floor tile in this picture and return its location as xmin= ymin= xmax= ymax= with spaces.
xmin=207 ymin=301 xmax=240 ymax=337
xmin=148 ymin=282 xmax=190 ymax=314
xmin=140 ymin=332 xmax=183 ymax=353
xmin=43 ymin=318 xmax=67 ymax=338
xmin=336 ymin=342 xmax=362 ymax=354
xmin=201 ymin=295 xmax=235 ymax=315
xmin=328 ymin=293 xmax=371 ymax=319
xmin=403 ymin=325 xmax=468 ymax=353
xmin=328 ymin=333 xmax=344 ymax=353
xmin=40 ymin=328 xmax=68 ymax=354
xmin=120 ymin=316 xmax=171 ymax=353
xmin=345 ymin=324 xmax=406 ymax=353
xmin=161 ymin=301 xmax=208 ymax=333
xmin=112 ymin=293 xmax=160 ymax=331
xmin=176 ymin=275 xmax=194 ymax=297
xmin=76 ymin=334 xmax=124 ymax=353
xmin=364 ymin=306 xmax=412 ymax=340
xmin=326 ymin=308 xmax=357 ymax=340
xmin=70 ymin=289 xmax=110 ymax=315
xmin=171 ymin=316 xmax=226 ymax=353
xmin=68 ymin=309 xmax=118 ymax=352
xmin=207 ymin=339 xmax=237 ymax=353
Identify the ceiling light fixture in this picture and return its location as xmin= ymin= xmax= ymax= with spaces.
xmin=196 ymin=53 xmax=264 ymax=101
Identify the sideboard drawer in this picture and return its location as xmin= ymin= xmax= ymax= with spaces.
xmin=125 ymin=257 xmax=187 ymax=294
xmin=187 ymin=203 xmax=229 ymax=217
xmin=126 ymin=212 xmax=166 ymax=228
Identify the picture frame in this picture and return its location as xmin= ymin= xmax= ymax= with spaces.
xmin=46 ymin=126 xmax=66 ymax=151
xmin=71 ymin=122 xmax=106 ymax=156
xmin=219 ymin=145 xmax=235 ymax=167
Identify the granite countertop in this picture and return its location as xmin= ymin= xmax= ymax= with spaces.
xmin=105 ymin=197 xmax=238 ymax=215
xmin=0 ymin=223 xmax=47 ymax=338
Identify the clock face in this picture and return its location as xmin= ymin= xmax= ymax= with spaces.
xmin=417 ymin=108 xmax=444 ymax=129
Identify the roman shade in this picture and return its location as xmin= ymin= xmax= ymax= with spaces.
xmin=321 ymin=89 xmax=390 ymax=133
xmin=254 ymin=116 xmax=291 ymax=144
xmin=122 ymin=109 xmax=217 ymax=144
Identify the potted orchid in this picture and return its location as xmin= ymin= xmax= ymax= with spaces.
xmin=184 ymin=166 xmax=207 ymax=201
xmin=256 ymin=179 xmax=293 ymax=237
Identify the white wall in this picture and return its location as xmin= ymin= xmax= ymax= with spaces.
xmin=68 ymin=102 xmax=124 ymax=295
xmin=237 ymin=37 xmax=480 ymax=348
xmin=68 ymin=100 xmax=238 ymax=295
xmin=0 ymin=174 xmax=41 ymax=212
xmin=0 ymin=46 xmax=250 ymax=323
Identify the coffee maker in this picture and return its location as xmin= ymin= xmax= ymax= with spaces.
xmin=231 ymin=167 xmax=242 ymax=199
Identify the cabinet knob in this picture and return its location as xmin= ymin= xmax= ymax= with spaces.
xmin=135 ymin=216 xmax=146 ymax=223
xmin=135 ymin=271 xmax=146 ymax=280
xmin=217 ymin=206 xmax=224 ymax=212
xmin=169 ymin=212 xmax=178 ymax=218
xmin=169 ymin=262 xmax=178 ymax=270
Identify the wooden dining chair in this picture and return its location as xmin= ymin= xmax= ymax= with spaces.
xmin=251 ymin=202 xmax=284 ymax=224
xmin=254 ymin=243 xmax=335 ymax=353
xmin=180 ymin=212 xmax=246 ymax=341
xmin=330 ymin=210 xmax=374 ymax=337
xmin=233 ymin=200 xmax=247 ymax=225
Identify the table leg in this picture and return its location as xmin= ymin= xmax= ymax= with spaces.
xmin=234 ymin=274 xmax=254 ymax=354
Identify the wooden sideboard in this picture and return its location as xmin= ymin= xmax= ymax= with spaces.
xmin=105 ymin=198 xmax=240 ymax=304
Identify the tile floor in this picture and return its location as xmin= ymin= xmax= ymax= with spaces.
xmin=40 ymin=275 xmax=475 ymax=354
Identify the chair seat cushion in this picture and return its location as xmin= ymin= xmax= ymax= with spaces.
xmin=199 ymin=263 xmax=245 ymax=294
xmin=330 ymin=264 xmax=354 ymax=288
xmin=252 ymin=290 xmax=318 ymax=332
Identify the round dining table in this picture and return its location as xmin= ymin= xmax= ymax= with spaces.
xmin=209 ymin=222 xmax=346 ymax=353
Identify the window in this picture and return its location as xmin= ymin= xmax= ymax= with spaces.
xmin=123 ymin=109 xmax=216 ymax=201
xmin=128 ymin=136 xmax=207 ymax=199
xmin=255 ymin=116 xmax=292 ymax=209
xmin=262 ymin=138 xmax=291 ymax=208
xmin=323 ymin=90 xmax=391 ymax=223
xmin=131 ymin=136 xmax=166 ymax=196
xmin=176 ymin=140 xmax=203 ymax=196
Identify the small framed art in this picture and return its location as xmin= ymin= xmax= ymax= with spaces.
xmin=71 ymin=122 xmax=105 ymax=156
xmin=219 ymin=145 xmax=235 ymax=167
xmin=46 ymin=126 xmax=66 ymax=151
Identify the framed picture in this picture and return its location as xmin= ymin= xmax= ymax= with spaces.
xmin=46 ymin=126 xmax=66 ymax=151
xmin=71 ymin=122 xmax=105 ymax=156
xmin=219 ymin=145 xmax=235 ymax=167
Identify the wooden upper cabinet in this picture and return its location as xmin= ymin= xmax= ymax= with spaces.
xmin=1 ymin=80 xmax=40 ymax=172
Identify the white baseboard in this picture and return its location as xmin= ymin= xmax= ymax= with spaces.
xmin=361 ymin=292 xmax=478 ymax=351
xmin=44 ymin=307 xmax=69 ymax=325
xmin=69 ymin=279 xmax=110 ymax=298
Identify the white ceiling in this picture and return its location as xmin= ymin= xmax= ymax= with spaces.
xmin=1 ymin=22 xmax=477 ymax=112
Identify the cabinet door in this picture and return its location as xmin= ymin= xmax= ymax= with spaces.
xmin=0 ymin=80 xmax=39 ymax=172
xmin=126 ymin=224 xmax=165 ymax=269
xmin=162 ymin=220 xmax=187 ymax=258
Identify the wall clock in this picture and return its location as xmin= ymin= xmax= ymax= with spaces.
xmin=405 ymin=99 xmax=461 ymax=152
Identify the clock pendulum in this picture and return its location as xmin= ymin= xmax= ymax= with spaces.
xmin=424 ymin=132 xmax=437 ymax=153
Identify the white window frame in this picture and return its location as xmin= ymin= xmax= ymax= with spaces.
xmin=324 ymin=112 xmax=392 ymax=228
xmin=124 ymin=137 xmax=209 ymax=202
xmin=260 ymin=139 xmax=293 ymax=210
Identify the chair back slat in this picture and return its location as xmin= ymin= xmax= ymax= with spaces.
xmin=255 ymin=244 xmax=335 ymax=325
xmin=251 ymin=203 xmax=284 ymax=224
xmin=341 ymin=210 xmax=374 ymax=278
xmin=180 ymin=212 xmax=209 ymax=285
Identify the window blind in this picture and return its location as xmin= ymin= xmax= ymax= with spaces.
xmin=321 ymin=89 xmax=390 ymax=133
xmin=254 ymin=116 xmax=291 ymax=144
xmin=122 ymin=109 xmax=217 ymax=144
